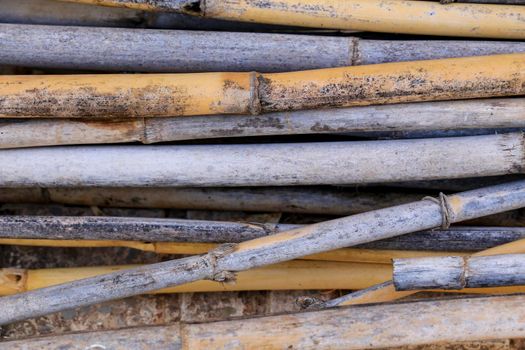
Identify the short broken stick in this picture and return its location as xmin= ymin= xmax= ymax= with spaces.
xmin=393 ymin=253 xmax=525 ymax=290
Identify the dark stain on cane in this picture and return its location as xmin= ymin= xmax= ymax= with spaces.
xmin=0 ymin=85 xmax=189 ymax=118
xmin=258 ymin=70 xmax=523 ymax=112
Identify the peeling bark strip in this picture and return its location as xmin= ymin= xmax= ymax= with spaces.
xmin=6 ymin=24 xmax=525 ymax=72
xmin=6 ymin=295 xmax=525 ymax=349
xmin=2 ymin=53 xmax=525 ymax=118
xmin=4 ymin=98 xmax=525 ymax=149
xmin=61 ymin=0 xmax=525 ymax=39
xmin=393 ymin=253 xmax=525 ymax=290
xmin=1 ymin=180 xmax=525 ymax=325
xmin=0 ymin=133 xmax=524 ymax=187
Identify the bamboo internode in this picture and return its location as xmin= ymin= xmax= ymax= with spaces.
xmin=5 ymin=24 xmax=525 ymax=72
xmin=1 ymin=54 xmax=525 ymax=118
xmin=3 ymin=98 xmax=525 ymax=149
xmin=0 ymin=133 xmax=524 ymax=187
xmin=58 ymin=0 xmax=525 ymax=39
xmin=0 ymin=180 xmax=524 ymax=325
xmin=393 ymin=253 xmax=525 ymax=290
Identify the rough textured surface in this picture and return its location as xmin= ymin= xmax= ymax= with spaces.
xmin=394 ymin=254 xmax=525 ymax=290
xmin=4 ymin=99 xmax=525 ymax=149
xmin=0 ymin=133 xmax=523 ymax=187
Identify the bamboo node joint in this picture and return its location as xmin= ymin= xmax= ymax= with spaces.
xmin=203 ymin=243 xmax=238 ymax=283
xmin=423 ymin=192 xmax=452 ymax=229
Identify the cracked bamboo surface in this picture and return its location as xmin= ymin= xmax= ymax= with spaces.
xmin=4 ymin=98 xmax=525 ymax=149
xmin=0 ymin=133 xmax=523 ymax=187
xmin=59 ymin=0 xmax=525 ymax=39
xmin=1 ymin=180 xmax=524 ymax=325
xmin=5 ymin=24 xmax=525 ymax=72
xmin=1 ymin=54 xmax=525 ymax=118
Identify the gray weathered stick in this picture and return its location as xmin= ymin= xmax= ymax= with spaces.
xmin=4 ymin=24 xmax=525 ymax=72
xmin=3 ymin=295 xmax=525 ymax=349
xmin=0 ymin=186 xmax=421 ymax=215
xmin=3 ymin=99 xmax=525 ymax=149
xmin=0 ymin=24 xmax=349 ymax=72
xmin=0 ymin=215 xmax=296 ymax=242
xmin=4 ymin=214 xmax=525 ymax=252
xmin=0 ymin=324 xmax=182 ymax=350
xmin=1 ymin=180 xmax=525 ymax=325
xmin=393 ymin=253 xmax=525 ymax=290
xmin=1 ymin=133 xmax=524 ymax=187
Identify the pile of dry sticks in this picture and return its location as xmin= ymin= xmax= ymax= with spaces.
xmin=2 ymin=0 xmax=525 ymax=348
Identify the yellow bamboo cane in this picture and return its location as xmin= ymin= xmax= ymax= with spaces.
xmin=2 ymin=260 xmax=525 ymax=297
xmin=0 ymin=238 xmax=462 ymax=264
xmin=57 ymin=0 xmax=525 ymax=39
xmin=1 ymin=54 xmax=524 ymax=118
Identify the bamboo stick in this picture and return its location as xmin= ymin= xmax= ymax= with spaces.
xmin=1 ymin=133 xmax=524 ymax=187
xmin=5 ymin=295 xmax=525 ymax=349
xmin=4 ymin=98 xmax=525 ymax=149
xmin=0 ymin=238 xmax=464 ymax=264
xmin=0 ymin=261 xmax=392 ymax=296
xmin=0 ymin=186 xmax=422 ymax=215
xmin=0 ymin=324 xmax=182 ymax=350
xmin=180 ymin=294 xmax=525 ymax=349
xmin=393 ymin=253 xmax=525 ymax=290
xmin=6 ymin=215 xmax=525 ymax=251
xmin=326 ymin=233 xmax=525 ymax=307
xmin=0 ymin=0 xmax=292 ymax=31
xmin=5 ymin=24 xmax=525 ymax=73
xmin=59 ymin=0 xmax=525 ymax=39
xmin=3 ymin=214 xmax=525 ymax=252
xmin=0 ymin=215 xmax=298 ymax=243
xmin=4 ymin=261 xmax=525 ymax=297
xmin=1 ymin=180 xmax=524 ymax=325
xmin=2 ymin=54 xmax=525 ymax=118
